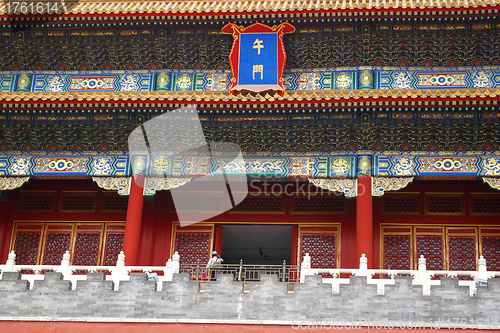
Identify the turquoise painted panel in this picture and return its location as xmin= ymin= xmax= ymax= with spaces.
xmin=0 ymin=75 xmax=16 ymax=92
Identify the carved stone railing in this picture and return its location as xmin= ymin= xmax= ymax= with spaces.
xmin=300 ymin=253 xmax=500 ymax=296
xmin=2 ymin=250 xmax=499 ymax=296
xmin=0 ymin=250 xmax=180 ymax=291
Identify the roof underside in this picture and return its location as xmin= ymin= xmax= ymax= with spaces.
xmin=1 ymin=112 xmax=499 ymax=152
xmin=1 ymin=23 xmax=499 ymax=71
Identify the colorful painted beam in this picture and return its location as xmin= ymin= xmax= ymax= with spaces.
xmin=2 ymin=151 xmax=500 ymax=178
xmin=1 ymin=66 xmax=499 ymax=94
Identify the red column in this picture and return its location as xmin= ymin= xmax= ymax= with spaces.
xmin=0 ymin=200 xmax=9 ymax=261
xmin=214 ymin=225 xmax=223 ymax=255
xmin=122 ymin=175 xmax=145 ymax=266
xmin=356 ymin=175 xmax=373 ymax=268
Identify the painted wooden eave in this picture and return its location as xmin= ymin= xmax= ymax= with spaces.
xmin=0 ymin=88 xmax=498 ymax=103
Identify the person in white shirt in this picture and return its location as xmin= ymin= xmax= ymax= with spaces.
xmin=206 ymin=251 xmax=223 ymax=280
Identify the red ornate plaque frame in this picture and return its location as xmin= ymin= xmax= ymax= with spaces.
xmin=221 ymin=22 xmax=295 ymax=96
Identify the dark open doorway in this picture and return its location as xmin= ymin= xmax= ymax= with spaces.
xmin=220 ymin=224 xmax=293 ymax=265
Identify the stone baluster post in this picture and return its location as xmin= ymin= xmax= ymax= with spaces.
xmin=164 ymin=259 xmax=174 ymax=281
xmin=300 ymin=253 xmax=311 ymax=283
xmin=4 ymin=251 xmax=16 ymax=272
xmin=172 ymin=251 xmax=180 ymax=274
xmin=478 ymin=255 xmax=488 ymax=285
xmin=358 ymin=253 xmax=368 ymax=276
xmin=112 ymin=251 xmax=126 ymax=291
xmin=417 ymin=255 xmax=431 ymax=295
xmin=59 ymin=251 xmax=71 ymax=279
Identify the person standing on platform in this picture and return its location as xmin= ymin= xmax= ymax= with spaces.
xmin=206 ymin=251 xmax=223 ymax=281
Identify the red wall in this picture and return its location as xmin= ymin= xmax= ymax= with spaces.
xmin=372 ymin=179 xmax=500 ymax=269
xmin=0 ymin=180 xmax=356 ymax=267
xmin=0 ymin=321 xmax=489 ymax=333
xmin=0 ymin=179 xmax=128 ymax=262
xmin=152 ymin=182 xmax=357 ymax=268
xmin=2 ymin=178 xmax=499 ymax=269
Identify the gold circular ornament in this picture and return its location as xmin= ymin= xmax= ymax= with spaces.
xmin=133 ymin=157 xmax=146 ymax=174
xmin=176 ymin=74 xmax=193 ymax=91
xmin=17 ymin=74 xmax=31 ymax=89
xmin=152 ymin=157 xmax=170 ymax=174
xmin=331 ymin=158 xmax=350 ymax=176
xmin=335 ymin=73 xmax=352 ymax=90
xmin=429 ymin=75 xmax=454 ymax=86
xmin=434 ymin=158 xmax=461 ymax=171
xmin=359 ymin=71 xmax=373 ymax=86
xmin=157 ymin=73 xmax=170 ymax=88
xmin=358 ymin=156 xmax=371 ymax=174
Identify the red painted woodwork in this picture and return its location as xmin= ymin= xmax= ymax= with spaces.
xmin=42 ymin=230 xmax=72 ymax=265
xmin=383 ymin=235 xmax=411 ymax=270
xmin=13 ymin=231 xmax=42 ymax=265
xmin=291 ymin=226 xmax=298 ymax=266
xmin=301 ymin=234 xmax=337 ymax=267
xmin=375 ymin=180 xmax=500 ymax=269
xmin=214 ymin=225 xmax=223 ymax=255
xmin=416 ymin=235 xmax=444 ymax=270
xmin=1 ymin=180 xmax=127 ymax=264
xmin=122 ymin=175 xmax=145 ymax=266
xmin=137 ymin=197 xmax=157 ymax=266
xmin=298 ymin=226 xmax=339 ymax=269
xmin=3 ymin=178 xmax=500 ymax=271
xmin=73 ymin=231 xmax=101 ymax=266
xmin=102 ymin=230 xmax=124 ymax=266
xmin=356 ymin=175 xmax=373 ymax=268
xmin=173 ymin=229 xmax=212 ymax=265
xmin=448 ymin=235 xmax=477 ymax=271
xmin=0 ymin=200 xmax=10 ymax=261
xmin=481 ymin=235 xmax=500 ymax=270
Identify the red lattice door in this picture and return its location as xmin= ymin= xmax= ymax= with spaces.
xmin=172 ymin=223 xmax=214 ymax=265
xmin=11 ymin=223 xmax=44 ymax=265
xmin=11 ymin=222 xmax=123 ymax=266
xmin=414 ymin=227 xmax=444 ymax=270
xmin=72 ymin=224 xmax=104 ymax=266
xmin=381 ymin=225 xmax=412 ymax=270
xmin=446 ymin=227 xmax=477 ymax=271
xmin=298 ymin=225 xmax=339 ymax=268
xmin=479 ymin=228 xmax=500 ymax=271
xmin=102 ymin=224 xmax=125 ymax=266
xmin=41 ymin=224 xmax=73 ymax=265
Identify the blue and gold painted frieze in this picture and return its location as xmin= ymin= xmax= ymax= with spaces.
xmin=31 ymin=73 xmax=155 ymax=93
xmin=0 ymin=152 xmax=129 ymax=177
xmin=3 ymin=150 xmax=500 ymax=178
xmin=378 ymin=69 xmax=496 ymax=90
xmin=0 ymin=151 xmax=358 ymax=179
xmin=2 ymin=66 xmax=500 ymax=94
xmin=137 ymin=154 xmax=358 ymax=179
xmin=373 ymin=154 xmax=500 ymax=177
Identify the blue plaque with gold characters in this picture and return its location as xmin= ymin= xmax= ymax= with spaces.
xmin=222 ymin=23 xmax=295 ymax=95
